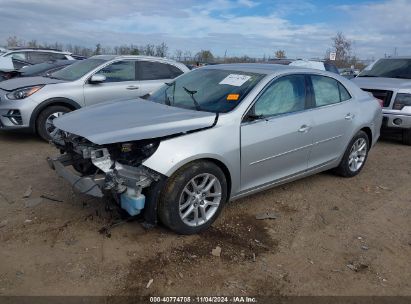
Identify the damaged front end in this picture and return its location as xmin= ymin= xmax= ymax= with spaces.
xmin=47 ymin=132 xmax=164 ymax=222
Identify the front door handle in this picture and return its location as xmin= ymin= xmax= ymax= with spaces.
xmin=126 ymin=85 xmax=139 ymax=90
xmin=298 ymin=125 xmax=311 ymax=133
xmin=345 ymin=113 xmax=355 ymax=120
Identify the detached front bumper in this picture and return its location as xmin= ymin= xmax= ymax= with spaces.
xmin=47 ymin=155 xmax=105 ymax=197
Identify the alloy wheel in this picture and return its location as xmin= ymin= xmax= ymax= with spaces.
xmin=45 ymin=112 xmax=64 ymax=138
xmin=179 ymin=173 xmax=222 ymax=227
xmin=348 ymin=138 xmax=367 ymax=172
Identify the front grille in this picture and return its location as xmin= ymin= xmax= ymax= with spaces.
xmin=362 ymin=89 xmax=393 ymax=108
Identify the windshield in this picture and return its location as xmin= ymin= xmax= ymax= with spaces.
xmin=358 ymin=59 xmax=411 ymax=79
xmin=50 ymin=58 xmax=107 ymax=81
xmin=20 ymin=61 xmax=59 ymax=76
xmin=148 ymin=68 xmax=265 ymax=113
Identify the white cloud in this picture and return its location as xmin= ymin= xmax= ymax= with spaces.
xmin=0 ymin=0 xmax=410 ymax=58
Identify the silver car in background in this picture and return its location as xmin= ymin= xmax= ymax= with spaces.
xmin=0 ymin=55 xmax=189 ymax=140
xmin=48 ymin=64 xmax=382 ymax=234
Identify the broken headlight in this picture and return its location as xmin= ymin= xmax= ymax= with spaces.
xmin=110 ymin=141 xmax=160 ymax=166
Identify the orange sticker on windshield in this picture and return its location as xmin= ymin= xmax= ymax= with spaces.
xmin=227 ymin=94 xmax=240 ymax=101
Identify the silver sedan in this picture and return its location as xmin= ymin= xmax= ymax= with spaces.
xmin=48 ymin=64 xmax=382 ymax=234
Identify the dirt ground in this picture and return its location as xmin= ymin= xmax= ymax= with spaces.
xmin=0 ymin=130 xmax=410 ymax=297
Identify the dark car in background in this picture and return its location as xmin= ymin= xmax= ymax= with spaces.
xmin=0 ymin=60 xmax=75 ymax=81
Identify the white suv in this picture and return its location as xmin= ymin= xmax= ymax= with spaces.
xmin=0 ymin=48 xmax=75 ymax=64
xmin=353 ymin=57 xmax=411 ymax=145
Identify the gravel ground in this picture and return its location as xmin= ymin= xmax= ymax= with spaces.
xmin=0 ymin=130 xmax=410 ymax=296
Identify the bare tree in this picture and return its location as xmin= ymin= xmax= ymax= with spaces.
xmin=27 ymin=40 xmax=38 ymax=48
xmin=174 ymin=49 xmax=183 ymax=61
xmin=275 ymin=49 xmax=286 ymax=59
xmin=333 ymin=32 xmax=351 ymax=62
xmin=144 ymin=44 xmax=155 ymax=56
xmin=183 ymin=50 xmax=192 ymax=62
xmin=155 ymin=42 xmax=168 ymax=57
xmin=195 ymin=50 xmax=214 ymax=63
xmin=6 ymin=36 xmax=19 ymax=48
xmin=94 ymin=43 xmax=102 ymax=55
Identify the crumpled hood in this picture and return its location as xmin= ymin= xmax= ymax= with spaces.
xmin=352 ymin=77 xmax=411 ymax=90
xmin=0 ymin=76 xmax=65 ymax=91
xmin=54 ymin=98 xmax=217 ymax=145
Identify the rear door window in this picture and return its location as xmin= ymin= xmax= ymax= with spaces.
xmin=137 ymin=61 xmax=182 ymax=80
xmin=49 ymin=53 xmax=67 ymax=60
xmin=27 ymin=52 xmax=52 ymax=64
xmin=311 ymin=75 xmax=351 ymax=106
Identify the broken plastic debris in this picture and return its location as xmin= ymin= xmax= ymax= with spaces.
xmin=146 ymin=278 xmax=154 ymax=288
xmin=23 ymin=186 xmax=32 ymax=198
xmin=211 ymin=246 xmax=222 ymax=257
xmin=255 ymin=212 xmax=278 ymax=220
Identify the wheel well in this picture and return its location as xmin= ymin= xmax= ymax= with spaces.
xmin=175 ymin=158 xmax=232 ymax=201
xmin=360 ymin=127 xmax=372 ymax=146
xmin=202 ymin=158 xmax=232 ymax=202
xmin=30 ymin=98 xmax=80 ymax=132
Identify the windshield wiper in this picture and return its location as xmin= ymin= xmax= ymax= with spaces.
xmin=358 ymin=75 xmax=378 ymax=77
xmin=183 ymin=86 xmax=201 ymax=111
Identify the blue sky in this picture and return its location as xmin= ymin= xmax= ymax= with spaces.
xmin=0 ymin=0 xmax=410 ymax=59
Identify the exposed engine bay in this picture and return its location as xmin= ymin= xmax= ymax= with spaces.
xmin=47 ymin=132 xmax=164 ymax=222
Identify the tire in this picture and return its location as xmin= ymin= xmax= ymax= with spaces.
xmin=158 ymin=161 xmax=228 ymax=235
xmin=36 ymin=105 xmax=71 ymax=141
xmin=335 ymin=130 xmax=370 ymax=178
xmin=402 ymin=129 xmax=411 ymax=146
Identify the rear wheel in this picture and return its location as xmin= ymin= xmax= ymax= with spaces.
xmin=36 ymin=105 xmax=71 ymax=141
xmin=402 ymin=129 xmax=411 ymax=145
xmin=158 ymin=161 xmax=227 ymax=234
xmin=335 ymin=131 xmax=369 ymax=177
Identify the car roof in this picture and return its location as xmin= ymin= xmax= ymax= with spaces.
xmin=91 ymin=54 xmax=182 ymax=63
xmin=200 ymin=63 xmax=306 ymax=75
xmin=378 ymin=56 xmax=411 ymax=59
xmin=4 ymin=49 xmax=71 ymax=55
xmin=89 ymin=55 xmax=189 ymax=70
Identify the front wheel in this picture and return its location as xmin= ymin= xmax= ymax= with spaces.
xmin=335 ymin=131 xmax=370 ymax=177
xmin=158 ymin=161 xmax=228 ymax=234
xmin=36 ymin=105 xmax=71 ymax=141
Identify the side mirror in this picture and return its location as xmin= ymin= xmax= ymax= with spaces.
xmin=89 ymin=74 xmax=106 ymax=84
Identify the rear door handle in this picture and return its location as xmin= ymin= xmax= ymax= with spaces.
xmin=126 ymin=85 xmax=139 ymax=90
xmin=345 ymin=113 xmax=355 ymax=120
xmin=298 ymin=125 xmax=311 ymax=133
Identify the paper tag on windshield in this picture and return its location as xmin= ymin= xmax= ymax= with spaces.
xmin=219 ymin=74 xmax=251 ymax=86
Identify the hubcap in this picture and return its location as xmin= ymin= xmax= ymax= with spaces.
xmin=348 ymin=138 xmax=367 ymax=172
xmin=179 ymin=173 xmax=222 ymax=227
xmin=45 ymin=112 xmax=64 ymax=138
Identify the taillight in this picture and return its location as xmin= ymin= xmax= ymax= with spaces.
xmin=393 ymin=93 xmax=411 ymax=110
